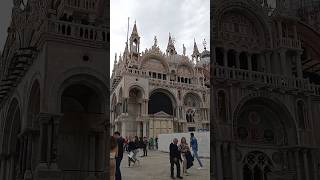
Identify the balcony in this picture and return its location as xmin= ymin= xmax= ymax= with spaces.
xmin=213 ymin=66 xmax=320 ymax=96
xmin=124 ymin=68 xmax=208 ymax=91
xmin=276 ymin=38 xmax=301 ymax=49
xmin=47 ymin=20 xmax=107 ymax=43
xmin=59 ymin=0 xmax=99 ymax=13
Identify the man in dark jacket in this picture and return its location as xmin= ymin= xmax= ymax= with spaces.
xmin=169 ymin=138 xmax=183 ymax=179
xmin=113 ymin=132 xmax=124 ymax=180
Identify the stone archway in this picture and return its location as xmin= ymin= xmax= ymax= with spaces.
xmin=148 ymin=89 xmax=176 ymax=116
xmin=57 ymin=78 xmax=107 ymax=180
xmin=0 ymin=98 xmax=21 ymax=180
xmin=233 ymin=97 xmax=297 ymax=146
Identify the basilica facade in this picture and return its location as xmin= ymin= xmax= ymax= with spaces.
xmin=110 ymin=23 xmax=210 ymax=138
xmin=212 ymin=0 xmax=320 ymax=180
xmin=0 ymin=0 xmax=108 ymax=180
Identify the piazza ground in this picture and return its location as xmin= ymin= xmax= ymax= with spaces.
xmin=120 ymin=150 xmax=210 ymax=180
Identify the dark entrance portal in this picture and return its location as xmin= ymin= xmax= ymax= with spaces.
xmin=59 ymin=84 xmax=105 ymax=180
xmin=148 ymin=92 xmax=173 ymax=115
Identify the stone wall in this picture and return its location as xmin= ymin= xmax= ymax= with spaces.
xmin=158 ymin=132 xmax=210 ymax=158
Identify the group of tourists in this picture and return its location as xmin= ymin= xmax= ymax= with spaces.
xmin=110 ymin=132 xmax=160 ymax=180
xmin=110 ymin=132 xmax=204 ymax=180
xmin=169 ymin=133 xmax=203 ymax=179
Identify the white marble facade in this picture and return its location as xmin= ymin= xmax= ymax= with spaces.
xmin=110 ymin=23 xmax=210 ymax=138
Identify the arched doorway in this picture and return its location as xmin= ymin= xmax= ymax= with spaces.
xmin=148 ymin=89 xmax=176 ymax=134
xmin=148 ymin=90 xmax=175 ymax=116
xmin=1 ymin=99 xmax=21 ymax=180
xmin=58 ymin=84 xmax=105 ymax=180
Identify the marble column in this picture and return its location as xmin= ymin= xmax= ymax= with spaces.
xmin=216 ymin=142 xmax=223 ymax=180
xmin=223 ymin=49 xmax=228 ymax=67
xmin=235 ymin=51 xmax=240 ymax=69
xmin=278 ymin=20 xmax=283 ymax=38
xmin=143 ymin=122 xmax=147 ymax=137
xmin=230 ymin=143 xmax=237 ymax=180
xmin=122 ymin=122 xmax=126 ymax=138
xmin=296 ymin=51 xmax=303 ymax=78
xmin=137 ymin=123 xmax=141 ymax=137
xmin=248 ymin=53 xmax=252 ymax=71
xmin=295 ymin=149 xmax=302 ymax=180
xmin=265 ymin=52 xmax=272 ymax=73
xmin=24 ymin=132 xmax=33 ymax=179
xmin=303 ymin=149 xmax=310 ymax=180
xmin=0 ymin=160 xmax=5 ymax=180
xmin=88 ymin=133 xmax=96 ymax=177
xmin=37 ymin=113 xmax=50 ymax=165
xmin=280 ymin=50 xmax=287 ymax=76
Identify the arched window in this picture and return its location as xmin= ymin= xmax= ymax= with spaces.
xmin=217 ymin=91 xmax=227 ymax=122
xmin=186 ymin=109 xmax=195 ymax=123
xmin=243 ymin=151 xmax=272 ymax=180
xmin=297 ymin=100 xmax=306 ymax=129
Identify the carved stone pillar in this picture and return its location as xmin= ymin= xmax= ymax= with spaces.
xmin=235 ymin=51 xmax=240 ymax=69
xmin=121 ymin=122 xmax=126 ymax=138
xmin=303 ymin=149 xmax=310 ymax=180
xmin=230 ymin=143 xmax=237 ymax=180
xmin=24 ymin=132 xmax=33 ymax=180
xmin=280 ymin=50 xmax=287 ymax=76
xmin=296 ymin=51 xmax=303 ymax=78
xmin=88 ymin=132 xmax=97 ymax=178
xmin=34 ymin=113 xmax=61 ymax=180
xmin=143 ymin=122 xmax=147 ymax=137
xmin=248 ymin=53 xmax=252 ymax=71
xmin=216 ymin=142 xmax=223 ymax=180
xmin=295 ymin=149 xmax=301 ymax=180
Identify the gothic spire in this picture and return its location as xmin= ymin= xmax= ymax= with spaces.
xmin=166 ymin=33 xmax=177 ymax=55
xmin=192 ymin=38 xmax=200 ymax=60
xmin=131 ymin=20 xmax=139 ymax=37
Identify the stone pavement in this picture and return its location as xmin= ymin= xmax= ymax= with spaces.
xmin=120 ymin=150 xmax=210 ymax=180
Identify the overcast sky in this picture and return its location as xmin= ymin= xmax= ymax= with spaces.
xmin=110 ymin=0 xmax=210 ymax=74
xmin=0 ymin=0 xmax=13 ymax=52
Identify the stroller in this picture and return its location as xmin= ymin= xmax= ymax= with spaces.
xmin=128 ymin=149 xmax=140 ymax=167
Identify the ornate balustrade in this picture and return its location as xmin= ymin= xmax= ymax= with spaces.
xmin=213 ymin=66 xmax=320 ymax=96
xmin=124 ymin=67 xmax=207 ymax=90
xmin=47 ymin=20 xmax=107 ymax=42
xmin=276 ymin=38 xmax=301 ymax=49
xmin=59 ymin=0 xmax=98 ymax=12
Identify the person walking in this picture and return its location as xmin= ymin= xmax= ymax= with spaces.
xmin=169 ymin=138 xmax=183 ymax=179
xmin=110 ymin=136 xmax=118 ymax=180
xmin=127 ymin=136 xmax=136 ymax=167
xmin=155 ymin=137 xmax=158 ymax=149
xmin=143 ymin=137 xmax=148 ymax=157
xmin=149 ymin=137 xmax=154 ymax=150
xmin=190 ymin=133 xmax=203 ymax=169
xmin=113 ymin=132 xmax=124 ymax=180
xmin=179 ymin=137 xmax=191 ymax=176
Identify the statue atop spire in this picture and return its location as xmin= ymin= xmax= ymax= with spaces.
xmin=183 ymin=44 xmax=186 ymax=56
xmin=166 ymin=33 xmax=177 ymax=55
xmin=192 ymin=38 xmax=200 ymax=62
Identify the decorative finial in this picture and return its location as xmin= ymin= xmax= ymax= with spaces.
xmin=154 ymin=36 xmax=158 ymax=47
xmin=203 ymin=38 xmax=207 ymax=50
xmin=183 ymin=44 xmax=186 ymax=56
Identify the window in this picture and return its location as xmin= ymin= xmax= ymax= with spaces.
xmin=152 ymin=72 xmax=156 ymax=78
xmin=163 ymin=74 xmax=167 ymax=80
xmin=158 ymin=73 xmax=161 ymax=79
